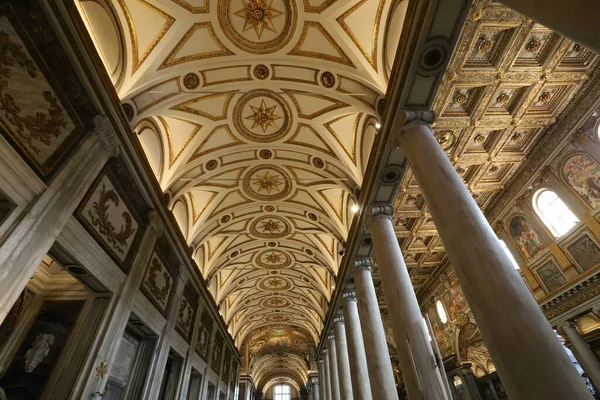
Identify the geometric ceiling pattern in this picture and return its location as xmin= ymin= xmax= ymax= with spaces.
xmin=77 ymin=0 xmax=409 ymax=389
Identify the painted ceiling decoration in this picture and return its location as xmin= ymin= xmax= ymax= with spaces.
xmin=76 ymin=0 xmax=406 ymax=388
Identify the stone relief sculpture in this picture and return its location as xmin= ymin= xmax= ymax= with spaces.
xmin=24 ymin=333 xmax=55 ymax=373
xmin=562 ymin=154 xmax=600 ymax=209
xmin=509 ymin=215 xmax=546 ymax=260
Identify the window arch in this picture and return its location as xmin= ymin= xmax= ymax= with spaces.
xmin=436 ymin=300 xmax=448 ymax=324
xmin=533 ymin=189 xmax=579 ymax=238
xmin=499 ymin=239 xmax=520 ymax=269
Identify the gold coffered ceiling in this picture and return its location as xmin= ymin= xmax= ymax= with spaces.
xmin=77 ymin=0 xmax=406 ymax=387
xmin=388 ymin=1 xmax=599 ymax=298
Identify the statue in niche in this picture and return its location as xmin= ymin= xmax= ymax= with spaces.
xmin=509 ymin=215 xmax=545 ymax=260
xmin=24 ymin=333 xmax=55 ymax=373
xmin=562 ymin=154 xmax=600 ymax=209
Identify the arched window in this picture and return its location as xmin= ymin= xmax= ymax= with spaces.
xmin=436 ymin=300 xmax=448 ymax=324
xmin=274 ymin=384 xmax=291 ymax=400
xmin=499 ymin=239 xmax=520 ymax=269
xmin=534 ymin=190 xmax=579 ymax=238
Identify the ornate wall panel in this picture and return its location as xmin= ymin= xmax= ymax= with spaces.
xmin=176 ymin=283 xmax=199 ymax=342
xmin=212 ymin=331 xmax=224 ymax=372
xmin=140 ymin=251 xmax=175 ymax=315
xmin=195 ymin=309 xmax=214 ymax=361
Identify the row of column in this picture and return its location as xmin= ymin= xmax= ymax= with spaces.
xmin=317 ymin=112 xmax=594 ymax=400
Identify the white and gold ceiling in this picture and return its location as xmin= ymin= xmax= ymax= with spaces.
xmin=76 ymin=0 xmax=408 ymax=387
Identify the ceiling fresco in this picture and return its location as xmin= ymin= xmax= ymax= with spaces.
xmin=76 ymin=0 xmax=408 ymax=388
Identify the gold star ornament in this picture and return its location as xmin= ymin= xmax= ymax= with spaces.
xmin=260 ymin=219 xmax=282 ymax=234
xmin=253 ymin=171 xmax=282 ymax=193
xmin=234 ymin=0 xmax=282 ymax=39
xmin=245 ymin=99 xmax=281 ymax=132
xmin=264 ymin=251 xmax=282 ymax=264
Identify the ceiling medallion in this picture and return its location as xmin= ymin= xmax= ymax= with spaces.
xmin=250 ymin=215 xmax=291 ymax=238
xmin=233 ymin=0 xmax=282 ymax=39
xmin=205 ymin=159 xmax=218 ymax=170
xmin=511 ymin=133 xmax=523 ymax=142
xmin=538 ymin=91 xmax=552 ymax=103
xmin=474 ymin=134 xmax=486 ymax=144
xmin=264 ymin=205 xmax=276 ymax=212
xmin=246 ymin=100 xmax=281 ymax=132
xmin=259 ymin=149 xmax=273 ymax=159
xmin=267 ymin=241 xmax=277 ymax=246
xmin=496 ymin=93 xmax=510 ymax=105
xmin=233 ymin=90 xmax=292 ymax=142
xmin=489 ymin=165 xmax=499 ymax=173
xmin=525 ymin=39 xmax=542 ymax=52
xmin=218 ymin=0 xmax=297 ymax=54
xmin=307 ymin=212 xmax=317 ymax=221
xmin=454 ymin=94 xmax=467 ymax=104
xmin=220 ymin=215 xmax=231 ymax=223
xmin=254 ymin=64 xmax=270 ymax=80
xmin=243 ymin=165 xmax=292 ymax=201
xmin=312 ymin=157 xmax=324 ymax=169
xmin=259 ymin=276 xmax=292 ymax=291
xmin=478 ymin=39 xmax=492 ymax=53
xmin=265 ymin=314 xmax=291 ymax=322
xmin=320 ymin=71 xmax=336 ymax=88
xmin=434 ymin=131 xmax=456 ymax=150
xmin=262 ymin=296 xmax=291 ymax=308
xmin=183 ymin=73 xmax=200 ymax=90
xmin=255 ymin=249 xmax=292 ymax=269
xmin=573 ymin=43 xmax=583 ymax=52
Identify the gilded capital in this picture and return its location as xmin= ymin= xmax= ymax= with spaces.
xmin=392 ymin=110 xmax=436 ymax=134
xmin=93 ymin=115 xmax=120 ymax=158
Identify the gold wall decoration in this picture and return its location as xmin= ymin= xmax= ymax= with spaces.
xmin=255 ymin=249 xmax=292 ymax=269
xmin=254 ymin=64 xmax=270 ymax=79
xmin=249 ymin=215 xmax=291 ymax=238
xmin=320 ymin=71 xmax=335 ymax=88
xmin=183 ymin=72 xmax=200 ymax=89
xmin=140 ymin=252 xmax=174 ymax=314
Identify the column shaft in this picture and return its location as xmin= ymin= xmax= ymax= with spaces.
xmin=323 ymin=351 xmax=332 ymax=400
xmin=327 ymin=338 xmax=341 ymax=400
xmin=371 ymin=213 xmax=447 ymax=399
xmin=399 ymin=119 xmax=592 ymax=399
xmin=353 ymin=263 xmax=399 ymax=400
xmin=342 ymin=293 xmax=372 ymax=400
xmin=498 ymin=0 xmax=600 ymax=55
xmin=562 ymin=323 xmax=600 ymax=391
xmin=313 ymin=380 xmax=321 ymax=400
xmin=333 ymin=320 xmax=353 ymax=400
xmin=0 ymin=126 xmax=111 ymax=323
xmin=318 ymin=361 xmax=326 ymax=400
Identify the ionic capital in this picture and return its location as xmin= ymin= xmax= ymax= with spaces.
xmin=559 ymin=321 xmax=577 ymax=334
xmin=370 ymin=203 xmax=394 ymax=220
xmin=327 ymin=335 xmax=335 ymax=342
xmin=392 ymin=110 xmax=436 ymax=133
xmin=353 ymin=258 xmax=372 ymax=271
xmin=334 ymin=315 xmax=344 ymax=325
xmin=93 ymin=115 xmax=120 ymax=158
xmin=343 ymin=290 xmax=357 ymax=302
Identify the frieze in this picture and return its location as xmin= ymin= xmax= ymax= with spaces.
xmin=542 ymin=275 xmax=600 ymax=320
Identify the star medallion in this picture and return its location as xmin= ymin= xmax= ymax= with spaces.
xmin=253 ymin=171 xmax=282 ymax=193
xmin=260 ymin=219 xmax=282 ymax=234
xmin=266 ymin=278 xmax=285 ymax=288
xmin=263 ymin=251 xmax=282 ymax=264
xmin=233 ymin=0 xmax=283 ymax=39
xmin=245 ymin=99 xmax=281 ymax=132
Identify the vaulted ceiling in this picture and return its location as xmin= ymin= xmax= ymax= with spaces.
xmin=76 ymin=0 xmax=408 ymax=388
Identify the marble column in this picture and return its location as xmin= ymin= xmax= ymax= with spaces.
xmin=562 ymin=322 xmax=600 ymax=391
xmin=327 ymin=337 xmax=341 ymax=400
xmin=396 ymin=111 xmax=592 ymax=399
xmin=318 ymin=360 xmax=326 ymax=400
xmin=457 ymin=364 xmax=482 ymax=400
xmin=342 ymin=291 xmax=372 ymax=400
xmin=0 ymin=115 xmax=118 ymax=324
xmin=370 ymin=205 xmax=448 ymax=400
xmin=323 ymin=351 xmax=332 ymax=400
xmin=497 ymin=0 xmax=600 ymax=55
xmin=333 ymin=316 xmax=354 ymax=400
xmin=352 ymin=259 xmax=399 ymax=400
xmin=311 ymin=375 xmax=321 ymax=400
